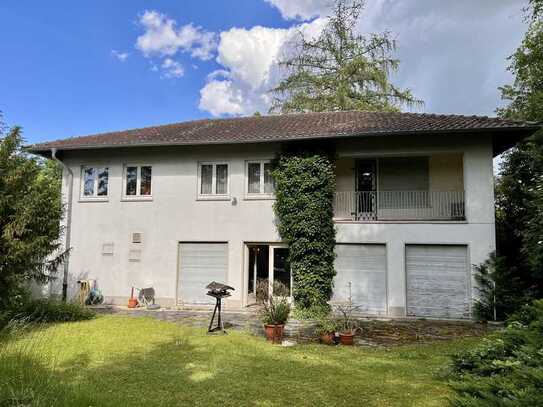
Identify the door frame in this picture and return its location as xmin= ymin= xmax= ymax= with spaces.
xmin=268 ymin=243 xmax=292 ymax=300
xmin=243 ymin=242 xmax=290 ymax=307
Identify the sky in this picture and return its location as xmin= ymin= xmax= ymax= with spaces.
xmin=0 ymin=0 xmax=530 ymax=145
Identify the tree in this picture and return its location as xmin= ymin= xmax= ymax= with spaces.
xmin=270 ymin=0 xmax=421 ymax=113
xmin=0 ymin=123 xmax=65 ymax=313
xmin=492 ymin=0 xmax=543 ymax=317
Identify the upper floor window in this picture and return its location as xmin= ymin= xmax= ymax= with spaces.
xmin=124 ymin=165 xmax=152 ymax=199
xmin=246 ymin=160 xmax=274 ymax=197
xmin=198 ymin=162 xmax=229 ymax=198
xmin=81 ymin=166 xmax=108 ymax=199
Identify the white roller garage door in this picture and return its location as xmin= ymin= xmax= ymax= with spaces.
xmin=177 ymin=243 xmax=228 ymax=305
xmin=332 ymin=244 xmax=387 ymax=314
xmin=406 ymin=245 xmax=470 ymax=319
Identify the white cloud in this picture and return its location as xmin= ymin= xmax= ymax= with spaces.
xmin=161 ymin=58 xmax=184 ymax=78
xmin=136 ymin=10 xmax=217 ymax=61
xmin=199 ymin=80 xmax=245 ymax=116
xmin=198 ymin=19 xmax=326 ymax=116
xmin=358 ymin=0 xmax=527 ymax=115
xmin=111 ymin=50 xmax=129 ymax=62
xmin=199 ymin=0 xmax=527 ymax=117
xmin=265 ymin=0 xmax=332 ymax=21
xmin=217 ymin=26 xmax=291 ymax=90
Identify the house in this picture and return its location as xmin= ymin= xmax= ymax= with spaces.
xmin=27 ymin=111 xmax=541 ymax=319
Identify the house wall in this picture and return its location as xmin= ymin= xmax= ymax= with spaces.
xmin=53 ymin=133 xmax=495 ymax=316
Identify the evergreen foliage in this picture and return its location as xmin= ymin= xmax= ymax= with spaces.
xmin=270 ymin=0 xmax=421 ymax=113
xmin=488 ymin=0 xmax=543 ymax=318
xmin=0 ymin=123 xmax=65 ymax=317
xmin=271 ymin=150 xmax=336 ymax=310
xmin=449 ymin=299 xmax=543 ymax=406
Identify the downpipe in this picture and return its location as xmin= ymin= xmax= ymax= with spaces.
xmin=51 ymin=148 xmax=73 ymax=302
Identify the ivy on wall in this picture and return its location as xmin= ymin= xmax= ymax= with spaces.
xmin=271 ymin=150 xmax=337 ymax=310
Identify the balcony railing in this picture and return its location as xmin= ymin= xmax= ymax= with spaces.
xmin=333 ymin=191 xmax=465 ymax=221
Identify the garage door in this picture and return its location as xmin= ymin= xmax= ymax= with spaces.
xmin=406 ymin=245 xmax=470 ymax=319
xmin=177 ymin=243 xmax=228 ymax=305
xmin=332 ymin=244 xmax=387 ymax=314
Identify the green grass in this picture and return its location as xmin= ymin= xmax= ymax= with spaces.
xmin=0 ymin=315 xmax=479 ymax=406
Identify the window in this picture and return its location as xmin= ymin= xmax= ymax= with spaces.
xmin=81 ymin=166 xmax=109 ymax=199
xmin=246 ymin=161 xmax=274 ymax=197
xmin=198 ymin=162 xmax=229 ymax=198
xmin=123 ymin=165 xmax=152 ymax=199
xmin=377 ymin=157 xmax=429 ymax=209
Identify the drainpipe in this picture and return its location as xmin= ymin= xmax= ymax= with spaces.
xmin=51 ymin=148 xmax=73 ymax=302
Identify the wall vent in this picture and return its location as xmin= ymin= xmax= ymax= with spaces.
xmin=128 ymin=249 xmax=141 ymax=262
xmin=132 ymin=232 xmax=142 ymax=244
xmin=102 ymin=242 xmax=114 ymax=255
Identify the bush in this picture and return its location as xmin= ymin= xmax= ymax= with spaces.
xmin=260 ymin=296 xmax=291 ymax=325
xmin=315 ymin=314 xmax=339 ymax=335
xmin=449 ymin=299 xmax=543 ymax=406
xmin=12 ymin=299 xmax=95 ymax=324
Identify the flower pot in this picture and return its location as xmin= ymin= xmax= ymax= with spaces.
xmin=264 ymin=324 xmax=285 ymax=344
xmin=339 ymin=332 xmax=355 ymax=346
xmin=127 ymin=298 xmax=138 ymax=308
xmin=320 ymin=332 xmax=335 ymax=345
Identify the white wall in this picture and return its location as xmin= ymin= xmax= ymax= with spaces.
xmin=55 ymin=133 xmax=496 ymax=314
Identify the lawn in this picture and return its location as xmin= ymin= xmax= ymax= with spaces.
xmin=0 ymin=315 xmax=478 ymax=406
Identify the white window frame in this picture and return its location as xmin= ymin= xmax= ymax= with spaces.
xmin=122 ymin=164 xmax=153 ymax=201
xmin=245 ymin=160 xmax=275 ymax=199
xmin=197 ymin=162 xmax=230 ymax=200
xmin=80 ymin=165 xmax=109 ymax=201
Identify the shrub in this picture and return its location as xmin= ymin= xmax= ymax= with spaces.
xmin=13 ymin=299 xmax=95 ymax=324
xmin=449 ymin=299 xmax=543 ymax=406
xmin=315 ymin=314 xmax=339 ymax=336
xmin=260 ymin=296 xmax=291 ymax=325
xmin=271 ymin=152 xmax=336 ymax=310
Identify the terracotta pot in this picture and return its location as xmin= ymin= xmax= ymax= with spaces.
xmin=264 ymin=324 xmax=285 ymax=344
xmin=339 ymin=332 xmax=355 ymax=346
xmin=127 ymin=298 xmax=138 ymax=308
xmin=320 ymin=332 xmax=335 ymax=345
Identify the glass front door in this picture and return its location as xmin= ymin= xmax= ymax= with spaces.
xmin=355 ymin=159 xmax=377 ymax=220
xmin=269 ymin=245 xmax=291 ymax=298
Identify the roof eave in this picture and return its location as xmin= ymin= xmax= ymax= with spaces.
xmin=24 ymin=125 xmax=542 ymax=157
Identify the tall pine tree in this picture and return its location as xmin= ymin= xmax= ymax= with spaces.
xmin=270 ymin=0 xmax=421 ymax=113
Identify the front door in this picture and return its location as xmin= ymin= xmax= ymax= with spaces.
xmin=355 ymin=159 xmax=377 ymax=220
xmin=246 ymin=244 xmax=291 ymax=306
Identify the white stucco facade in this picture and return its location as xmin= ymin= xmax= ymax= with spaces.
xmin=52 ymin=132 xmax=496 ymax=317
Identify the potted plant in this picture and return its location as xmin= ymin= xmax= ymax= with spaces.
xmin=335 ymin=302 xmax=360 ymax=346
xmin=316 ymin=315 xmax=338 ymax=345
xmin=261 ymin=295 xmax=291 ymax=344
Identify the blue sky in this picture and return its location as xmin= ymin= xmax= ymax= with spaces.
xmin=0 ymin=0 xmax=529 ymax=145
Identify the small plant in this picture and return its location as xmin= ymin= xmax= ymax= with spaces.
xmin=13 ymin=299 xmax=95 ymax=323
xmin=473 ymin=255 xmax=498 ymax=321
xmin=260 ymin=296 xmax=291 ymax=326
xmin=255 ymin=280 xmax=290 ymax=305
xmin=334 ymin=303 xmax=359 ymax=334
xmin=255 ymin=279 xmax=269 ymax=304
xmin=315 ymin=315 xmax=339 ymax=336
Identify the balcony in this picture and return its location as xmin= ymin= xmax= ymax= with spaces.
xmin=333 ymin=190 xmax=465 ymax=221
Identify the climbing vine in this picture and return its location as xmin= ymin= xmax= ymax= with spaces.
xmin=271 ymin=150 xmax=336 ymax=310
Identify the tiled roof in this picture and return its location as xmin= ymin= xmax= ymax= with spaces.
xmin=26 ymin=110 xmax=541 ymax=153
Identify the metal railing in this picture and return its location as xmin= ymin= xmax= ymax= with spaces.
xmin=333 ymin=190 xmax=465 ymax=221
